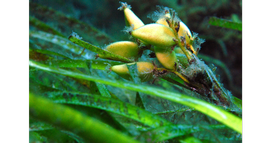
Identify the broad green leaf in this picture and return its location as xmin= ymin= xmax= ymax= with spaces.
xmin=29 ymin=93 xmax=139 ymax=143
xmin=209 ymin=17 xmax=242 ymax=31
xmin=29 ymin=60 xmax=242 ymax=134
xmin=39 ymin=59 xmax=123 ymax=70
xmin=29 ymin=132 xmax=46 ymax=143
xmin=136 ymin=124 xmax=227 ymax=142
xmin=30 ymin=30 xmax=88 ymax=58
xmin=42 ymin=92 xmax=172 ymax=127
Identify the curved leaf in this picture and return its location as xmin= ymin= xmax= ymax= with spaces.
xmin=42 ymin=92 xmax=172 ymax=127
xmin=30 ymin=16 xmax=65 ymax=37
xmin=40 ymin=59 xmax=123 ymax=71
xmin=136 ymin=124 xmax=228 ymax=142
xmin=209 ymin=17 xmax=242 ymax=31
xmin=29 ymin=93 xmax=139 ymax=143
xmin=29 ymin=30 xmax=88 ymax=58
xmin=29 ymin=60 xmax=242 ymax=134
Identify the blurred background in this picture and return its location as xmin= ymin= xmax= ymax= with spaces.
xmin=30 ymin=0 xmax=242 ymax=99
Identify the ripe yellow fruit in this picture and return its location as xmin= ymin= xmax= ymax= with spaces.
xmin=98 ymin=41 xmax=139 ymax=60
xmin=156 ymin=13 xmax=171 ymax=27
xmin=155 ymin=12 xmax=192 ymax=42
xmin=154 ymin=46 xmax=177 ymax=70
xmin=131 ymin=24 xmax=176 ymax=47
xmin=178 ymin=22 xmax=194 ymax=47
xmin=155 ymin=12 xmax=195 ymax=53
xmin=118 ymin=2 xmax=144 ymax=30
xmin=111 ymin=62 xmax=155 ymax=82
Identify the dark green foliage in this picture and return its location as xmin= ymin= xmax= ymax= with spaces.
xmin=29 ymin=1 xmax=242 ymax=142
xmin=209 ymin=17 xmax=242 ymax=31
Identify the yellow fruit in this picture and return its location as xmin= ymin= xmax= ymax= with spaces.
xmin=155 ymin=12 xmax=192 ymax=44
xmin=178 ymin=22 xmax=196 ymax=54
xmin=178 ymin=21 xmax=192 ymax=42
xmin=131 ymin=24 xmax=176 ymax=47
xmin=118 ymin=2 xmax=144 ymax=30
xmin=99 ymin=41 xmax=139 ymax=60
xmin=156 ymin=13 xmax=195 ymax=53
xmin=156 ymin=13 xmax=171 ymax=27
xmin=111 ymin=62 xmax=155 ymax=82
xmin=154 ymin=47 xmax=177 ymax=70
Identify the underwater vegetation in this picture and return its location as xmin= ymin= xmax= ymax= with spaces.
xmin=29 ymin=0 xmax=242 ymax=142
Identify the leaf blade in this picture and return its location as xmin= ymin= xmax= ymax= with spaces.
xmin=209 ymin=17 xmax=242 ymax=31
xmin=29 ymin=60 xmax=242 ymax=134
xmin=29 ymin=93 xmax=139 ymax=143
xmin=43 ymin=92 xmax=172 ymax=127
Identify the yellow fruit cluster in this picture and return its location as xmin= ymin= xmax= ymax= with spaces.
xmin=99 ymin=2 xmax=195 ymax=82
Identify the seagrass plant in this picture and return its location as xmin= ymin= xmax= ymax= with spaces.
xmin=29 ymin=1 xmax=242 ymax=142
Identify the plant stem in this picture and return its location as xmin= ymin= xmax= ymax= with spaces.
xmin=172 ymin=71 xmax=190 ymax=84
xmin=170 ymin=22 xmax=192 ymax=61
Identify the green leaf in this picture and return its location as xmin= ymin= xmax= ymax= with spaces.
xmin=30 ymin=2 xmax=115 ymax=45
xmin=42 ymin=92 xmax=172 ymax=127
xmin=29 ymin=49 xmax=71 ymax=60
xmin=29 ymin=132 xmax=46 ymax=142
xmin=231 ymin=96 xmax=242 ymax=110
xmin=136 ymin=124 xmax=227 ymax=142
xmin=180 ymin=136 xmax=203 ymax=143
xmin=30 ymin=30 xmax=88 ymax=58
xmin=67 ymin=104 xmax=130 ymax=135
xmin=31 ymin=129 xmax=82 ymax=143
xmin=209 ymin=17 xmax=242 ymax=31
xmin=30 ymin=120 xmax=54 ymax=131
xmin=29 ymin=93 xmax=139 ymax=143
xmin=30 ymin=16 xmax=65 ymax=37
xmin=127 ymin=63 xmax=145 ymax=109
xmin=68 ymin=33 xmax=134 ymax=63
xmin=29 ymin=60 xmax=242 ymax=134
xmin=39 ymin=59 xmax=123 ymax=70
xmin=85 ymin=61 xmax=112 ymax=98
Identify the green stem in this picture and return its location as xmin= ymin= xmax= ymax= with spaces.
xmin=177 ymin=41 xmax=192 ymax=61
